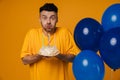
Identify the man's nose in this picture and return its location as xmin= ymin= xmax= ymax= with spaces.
xmin=47 ymin=19 xmax=51 ymax=24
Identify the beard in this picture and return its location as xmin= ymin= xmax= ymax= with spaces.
xmin=41 ymin=22 xmax=56 ymax=33
xmin=44 ymin=27 xmax=53 ymax=32
xmin=43 ymin=25 xmax=56 ymax=33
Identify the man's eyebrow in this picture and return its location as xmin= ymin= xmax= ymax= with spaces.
xmin=41 ymin=14 xmax=56 ymax=17
xmin=50 ymin=15 xmax=56 ymax=17
xmin=41 ymin=15 xmax=47 ymax=17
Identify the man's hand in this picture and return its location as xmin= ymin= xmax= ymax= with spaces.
xmin=22 ymin=54 xmax=44 ymax=65
xmin=55 ymin=53 xmax=76 ymax=62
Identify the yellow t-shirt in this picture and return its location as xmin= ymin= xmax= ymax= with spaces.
xmin=21 ymin=27 xmax=80 ymax=80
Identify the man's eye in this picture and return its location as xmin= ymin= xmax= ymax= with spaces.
xmin=51 ymin=16 xmax=56 ymax=20
xmin=42 ymin=17 xmax=47 ymax=20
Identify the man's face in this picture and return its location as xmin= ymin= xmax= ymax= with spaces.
xmin=40 ymin=10 xmax=58 ymax=33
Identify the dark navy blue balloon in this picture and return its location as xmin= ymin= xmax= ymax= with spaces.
xmin=72 ymin=50 xmax=105 ymax=80
xmin=102 ymin=3 xmax=120 ymax=31
xmin=99 ymin=27 xmax=120 ymax=70
xmin=74 ymin=18 xmax=103 ymax=52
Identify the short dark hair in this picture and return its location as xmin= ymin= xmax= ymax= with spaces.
xmin=39 ymin=3 xmax=58 ymax=13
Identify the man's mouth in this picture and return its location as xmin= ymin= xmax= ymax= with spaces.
xmin=47 ymin=25 xmax=52 ymax=29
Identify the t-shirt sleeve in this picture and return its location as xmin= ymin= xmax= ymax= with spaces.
xmin=20 ymin=29 xmax=35 ymax=58
xmin=63 ymin=28 xmax=80 ymax=55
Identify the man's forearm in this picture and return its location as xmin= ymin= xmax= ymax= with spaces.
xmin=21 ymin=54 xmax=43 ymax=65
xmin=55 ymin=53 xmax=76 ymax=62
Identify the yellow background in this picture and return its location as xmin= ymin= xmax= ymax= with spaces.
xmin=0 ymin=0 xmax=120 ymax=80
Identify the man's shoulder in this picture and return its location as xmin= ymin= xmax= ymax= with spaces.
xmin=56 ymin=27 xmax=70 ymax=33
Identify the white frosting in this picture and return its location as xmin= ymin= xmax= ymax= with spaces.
xmin=39 ymin=46 xmax=59 ymax=56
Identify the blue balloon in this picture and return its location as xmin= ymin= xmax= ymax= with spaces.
xmin=74 ymin=18 xmax=103 ymax=52
xmin=99 ymin=27 xmax=120 ymax=70
xmin=102 ymin=3 xmax=120 ymax=31
xmin=72 ymin=50 xmax=105 ymax=80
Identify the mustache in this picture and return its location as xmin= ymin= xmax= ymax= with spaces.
xmin=46 ymin=24 xmax=52 ymax=27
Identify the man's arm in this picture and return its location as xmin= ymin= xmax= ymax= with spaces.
xmin=21 ymin=54 xmax=43 ymax=65
xmin=55 ymin=53 xmax=76 ymax=62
